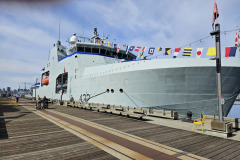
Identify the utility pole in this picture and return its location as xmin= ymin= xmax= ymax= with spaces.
xmin=210 ymin=23 xmax=223 ymax=122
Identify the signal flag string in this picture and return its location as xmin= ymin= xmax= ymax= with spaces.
xmin=145 ymin=28 xmax=240 ymax=59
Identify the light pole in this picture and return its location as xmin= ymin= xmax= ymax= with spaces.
xmin=210 ymin=23 xmax=223 ymax=122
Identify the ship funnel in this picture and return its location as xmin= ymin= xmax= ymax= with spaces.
xmin=70 ymin=33 xmax=77 ymax=44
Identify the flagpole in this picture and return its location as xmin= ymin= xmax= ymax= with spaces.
xmin=237 ymin=26 xmax=240 ymax=58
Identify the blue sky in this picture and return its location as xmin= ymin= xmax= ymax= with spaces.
xmin=0 ymin=0 xmax=240 ymax=90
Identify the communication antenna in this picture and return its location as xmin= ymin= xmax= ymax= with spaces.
xmin=59 ymin=19 xmax=61 ymax=41
xmin=83 ymin=24 xmax=84 ymax=36
xmin=83 ymin=24 xmax=85 ymax=42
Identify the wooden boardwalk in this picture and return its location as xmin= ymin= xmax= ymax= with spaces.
xmin=1 ymin=98 xmax=240 ymax=159
xmin=0 ymin=99 xmax=115 ymax=160
xmin=52 ymin=104 xmax=240 ymax=160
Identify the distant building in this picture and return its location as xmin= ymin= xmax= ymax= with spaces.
xmin=7 ymin=87 xmax=11 ymax=92
xmin=3 ymin=88 xmax=5 ymax=92
xmin=18 ymin=89 xmax=23 ymax=92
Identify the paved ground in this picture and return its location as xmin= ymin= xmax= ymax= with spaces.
xmin=1 ymin=98 xmax=240 ymax=159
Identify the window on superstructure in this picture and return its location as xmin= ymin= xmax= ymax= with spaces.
xmin=85 ymin=47 xmax=91 ymax=53
xmin=112 ymin=50 xmax=117 ymax=57
xmin=121 ymin=51 xmax=126 ymax=59
xmin=106 ymin=49 xmax=111 ymax=56
xmin=92 ymin=47 xmax=99 ymax=54
xmin=77 ymin=46 xmax=84 ymax=52
xmin=123 ymin=51 xmax=128 ymax=59
xmin=100 ymin=48 xmax=106 ymax=55
xmin=118 ymin=51 xmax=123 ymax=59
xmin=55 ymin=72 xmax=68 ymax=94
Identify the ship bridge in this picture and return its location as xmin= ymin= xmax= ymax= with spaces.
xmin=67 ymin=43 xmax=136 ymax=61
xmin=67 ymin=28 xmax=136 ymax=61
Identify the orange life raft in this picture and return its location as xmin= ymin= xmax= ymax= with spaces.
xmin=42 ymin=77 xmax=49 ymax=85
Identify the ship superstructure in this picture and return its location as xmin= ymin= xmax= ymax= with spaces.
xmin=34 ymin=28 xmax=240 ymax=117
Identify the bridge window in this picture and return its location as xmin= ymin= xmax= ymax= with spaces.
xmin=85 ymin=47 xmax=91 ymax=53
xmin=112 ymin=50 xmax=117 ymax=56
xmin=100 ymin=48 xmax=106 ymax=54
xmin=77 ymin=46 xmax=84 ymax=52
xmin=92 ymin=47 xmax=99 ymax=54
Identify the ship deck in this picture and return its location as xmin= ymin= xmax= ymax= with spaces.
xmin=1 ymin=98 xmax=240 ymax=160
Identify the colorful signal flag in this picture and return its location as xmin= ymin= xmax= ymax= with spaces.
xmin=135 ymin=46 xmax=141 ymax=52
xmin=183 ymin=48 xmax=192 ymax=56
xmin=225 ymin=47 xmax=237 ymax=57
xmin=164 ymin=48 xmax=171 ymax=55
xmin=173 ymin=48 xmax=181 ymax=58
xmin=129 ymin=46 xmax=135 ymax=51
xmin=206 ymin=48 xmax=216 ymax=56
xmin=196 ymin=48 xmax=204 ymax=58
xmin=148 ymin=47 xmax=155 ymax=55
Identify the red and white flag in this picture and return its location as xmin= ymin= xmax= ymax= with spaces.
xmin=196 ymin=48 xmax=204 ymax=58
xmin=173 ymin=48 xmax=181 ymax=58
xmin=117 ymin=44 xmax=121 ymax=53
xmin=235 ymin=31 xmax=240 ymax=47
xmin=212 ymin=0 xmax=219 ymax=28
xmin=134 ymin=46 xmax=141 ymax=52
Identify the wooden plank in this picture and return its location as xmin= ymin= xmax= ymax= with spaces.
xmin=201 ymin=140 xmax=238 ymax=159
xmin=209 ymin=141 xmax=240 ymax=159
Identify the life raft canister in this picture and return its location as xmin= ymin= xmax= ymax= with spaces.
xmin=42 ymin=77 xmax=49 ymax=85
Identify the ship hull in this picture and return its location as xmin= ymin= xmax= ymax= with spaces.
xmin=85 ymin=66 xmax=240 ymax=117
xmin=36 ymin=54 xmax=240 ymax=117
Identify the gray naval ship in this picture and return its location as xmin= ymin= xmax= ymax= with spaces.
xmin=35 ymin=28 xmax=240 ymax=117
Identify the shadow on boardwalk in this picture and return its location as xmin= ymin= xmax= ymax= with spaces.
xmin=0 ymin=98 xmax=30 ymax=140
